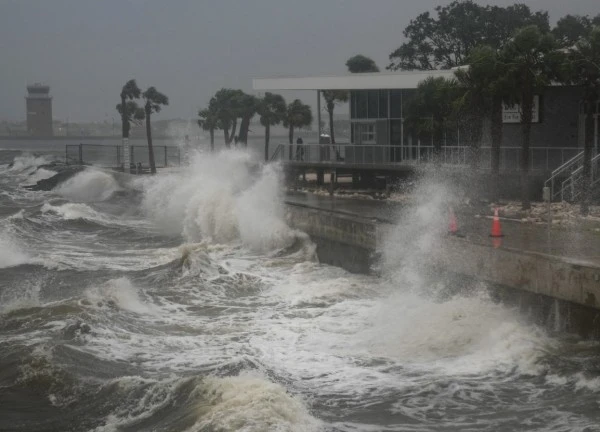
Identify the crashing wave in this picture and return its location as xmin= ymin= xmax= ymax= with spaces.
xmin=142 ymin=150 xmax=300 ymax=252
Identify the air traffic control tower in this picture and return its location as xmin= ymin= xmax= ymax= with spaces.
xmin=26 ymin=84 xmax=53 ymax=136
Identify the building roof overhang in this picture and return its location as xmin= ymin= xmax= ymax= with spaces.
xmin=252 ymin=70 xmax=458 ymax=91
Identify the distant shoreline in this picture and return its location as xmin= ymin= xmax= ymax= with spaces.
xmin=0 ymin=135 xmax=169 ymax=141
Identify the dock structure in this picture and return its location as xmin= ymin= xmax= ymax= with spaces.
xmin=254 ymin=70 xmax=598 ymax=197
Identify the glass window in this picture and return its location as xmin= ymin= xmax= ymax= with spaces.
xmin=390 ymin=89 xmax=402 ymax=118
xmin=361 ymin=124 xmax=375 ymax=142
xmin=368 ymin=90 xmax=379 ymax=119
xmin=379 ymin=90 xmax=388 ymax=118
xmin=350 ymin=92 xmax=357 ymax=119
xmin=356 ymin=91 xmax=368 ymax=118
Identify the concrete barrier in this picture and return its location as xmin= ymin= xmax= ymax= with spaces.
xmin=285 ymin=202 xmax=600 ymax=337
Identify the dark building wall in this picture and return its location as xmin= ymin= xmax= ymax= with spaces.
xmin=501 ymin=86 xmax=584 ymax=149
xmin=350 ymin=86 xmax=584 ymax=150
xmin=26 ymin=98 xmax=53 ymax=136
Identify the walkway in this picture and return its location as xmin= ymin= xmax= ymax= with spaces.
xmin=285 ymin=192 xmax=600 ymax=266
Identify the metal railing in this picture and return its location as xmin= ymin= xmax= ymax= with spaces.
xmin=270 ymin=143 xmax=581 ymax=172
xmin=66 ymin=143 xmax=181 ymax=169
xmin=557 ymin=152 xmax=600 ymax=202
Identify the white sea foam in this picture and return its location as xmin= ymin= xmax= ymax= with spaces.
xmin=192 ymin=372 xmax=321 ymax=432
xmin=8 ymin=154 xmax=53 ymax=174
xmin=23 ymin=168 xmax=56 ymax=185
xmin=0 ymin=234 xmax=31 ymax=269
xmin=83 ymin=277 xmax=156 ymax=315
xmin=55 ymin=169 xmax=121 ymax=202
xmin=41 ymin=202 xmax=108 ymax=222
xmin=142 ymin=150 xmax=298 ymax=252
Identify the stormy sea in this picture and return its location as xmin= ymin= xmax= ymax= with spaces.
xmin=1 ymin=146 xmax=600 ymax=432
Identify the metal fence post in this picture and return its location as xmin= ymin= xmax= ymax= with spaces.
xmin=164 ymin=146 xmax=168 ymax=167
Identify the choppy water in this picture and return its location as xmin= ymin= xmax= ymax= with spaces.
xmin=1 ymin=147 xmax=600 ymax=432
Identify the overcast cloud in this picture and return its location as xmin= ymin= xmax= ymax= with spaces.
xmin=1 ymin=0 xmax=598 ymax=122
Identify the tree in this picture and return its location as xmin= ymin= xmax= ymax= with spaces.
xmin=406 ymin=76 xmax=460 ymax=159
xmin=257 ymin=92 xmax=287 ymax=161
xmin=116 ymin=100 xmax=145 ymax=134
xmin=198 ymin=101 xmax=219 ymax=152
xmin=455 ymin=46 xmax=512 ymax=199
xmin=553 ymin=14 xmax=600 ymax=48
xmin=283 ymin=100 xmax=313 ymax=157
xmin=118 ymin=79 xmax=142 ymax=139
xmin=346 ymin=55 xmax=379 ymax=73
xmin=501 ymin=25 xmax=566 ymax=210
xmin=321 ymin=90 xmax=348 ymax=144
xmin=567 ymin=27 xmax=600 ymax=215
xmin=236 ymin=93 xmax=259 ymax=147
xmin=142 ymin=87 xmax=169 ymax=174
xmin=210 ymin=88 xmax=244 ymax=147
xmin=387 ymin=1 xmax=549 ymax=70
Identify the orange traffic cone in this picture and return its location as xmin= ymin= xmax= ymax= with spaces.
xmin=490 ymin=208 xmax=504 ymax=238
xmin=448 ymin=207 xmax=458 ymax=235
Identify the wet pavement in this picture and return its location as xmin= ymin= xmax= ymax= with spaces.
xmin=285 ymin=192 xmax=600 ymax=266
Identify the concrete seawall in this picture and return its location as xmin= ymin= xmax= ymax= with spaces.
xmin=285 ymin=202 xmax=600 ymax=337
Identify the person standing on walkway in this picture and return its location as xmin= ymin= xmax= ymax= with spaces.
xmin=296 ymin=137 xmax=304 ymax=161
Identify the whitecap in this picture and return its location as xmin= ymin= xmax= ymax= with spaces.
xmin=55 ymin=169 xmax=121 ymax=202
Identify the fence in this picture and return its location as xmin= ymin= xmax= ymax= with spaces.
xmin=271 ymin=143 xmax=581 ymax=172
xmin=66 ymin=143 xmax=180 ymax=168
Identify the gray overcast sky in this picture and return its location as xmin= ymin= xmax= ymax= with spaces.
xmin=1 ymin=0 xmax=598 ymax=122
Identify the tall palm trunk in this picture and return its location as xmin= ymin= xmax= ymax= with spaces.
xmin=120 ymin=94 xmax=128 ymax=139
xmin=327 ymin=102 xmax=336 ymax=144
xmin=581 ymin=100 xmax=595 ymax=215
xmin=264 ymin=123 xmax=270 ymax=162
xmin=227 ymin=119 xmax=238 ymax=146
xmin=145 ymin=111 xmax=156 ymax=174
xmin=239 ymin=116 xmax=251 ymax=147
xmin=520 ymin=89 xmax=533 ymax=210
xmin=288 ymin=125 xmax=294 ymax=160
xmin=120 ymin=94 xmax=128 ymax=172
xmin=223 ymin=127 xmax=230 ymax=148
xmin=491 ymin=95 xmax=503 ymax=201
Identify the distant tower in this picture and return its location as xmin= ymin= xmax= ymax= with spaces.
xmin=26 ymin=84 xmax=53 ymax=136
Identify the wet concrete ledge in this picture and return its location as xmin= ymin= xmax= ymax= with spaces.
xmin=285 ymin=202 xmax=600 ymax=337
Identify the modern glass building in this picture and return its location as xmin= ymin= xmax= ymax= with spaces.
xmin=253 ymin=70 xmax=598 ymax=170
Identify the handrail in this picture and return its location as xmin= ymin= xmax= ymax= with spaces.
xmin=544 ymin=151 xmax=583 ymax=198
xmin=267 ymin=143 xmax=580 ymax=172
xmin=270 ymin=144 xmax=284 ymax=161
xmin=558 ymin=151 xmax=600 ymax=202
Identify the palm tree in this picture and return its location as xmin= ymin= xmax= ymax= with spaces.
xmin=406 ymin=76 xmax=459 ymax=160
xmin=198 ymin=101 xmax=219 ymax=152
xmin=257 ymin=92 xmax=287 ymax=161
xmin=118 ymin=79 xmax=142 ymax=139
xmin=142 ymin=87 xmax=169 ymax=174
xmin=211 ymin=88 xmax=244 ymax=147
xmin=321 ymin=90 xmax=348 ymax=144
xmin=501 ymin=25 xmax=565 ymax=210
xmin=283 ymin=100 xmax=313 ymax=159
xmin=236 ymin=93 xmax=259 ymax=147
xmin=117 ymin=79 xmax=143 ymax=170
xmin=455 ymin=46 xmax=511 ymax=200
xmin=568 ymin=27 xmax=600 ymax=215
